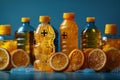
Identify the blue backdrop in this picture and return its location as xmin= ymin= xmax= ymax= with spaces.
xmin=0 ymin=0 xmax=120 ymax=51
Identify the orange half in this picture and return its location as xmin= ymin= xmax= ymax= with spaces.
xmin=65 ymin=49 xmax=84 ymax=72
xmin=105 ymin=48 xmax=120 ymax=71
xmin=0 ymin=48 xmax=10 ymax=70
xmin=49 ymin=52 xmax=69 ymax=71
xmin=88 ymin=49 xmax=107 ymax=71
xmin=11 ymin=49 xmax=30 ymax=68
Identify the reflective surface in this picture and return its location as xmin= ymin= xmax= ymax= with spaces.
xmin=0 ymin=67 xmax=120 ymax=80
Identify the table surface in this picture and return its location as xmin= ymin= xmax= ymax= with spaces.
xmin=0 ymin=67 xmax=120 ymax=80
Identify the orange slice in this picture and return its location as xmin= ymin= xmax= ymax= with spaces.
xmin=105 ymin=48 xmax=120 ymax=71
xmin=67 ymin=49 xmax=84 ymax=71
xmin=49 ymin=52 xmax=69 ymax=71
xmin=88 ymin=49 xmax=107 ymax=71
xmin=11 ymin=49 xmax=30 ymax=68
xmin=0 ymin=48 xmax=10 ymax=70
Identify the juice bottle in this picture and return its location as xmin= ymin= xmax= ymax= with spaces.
xmin=102 ymin=24 xmax=119 ymax=51
xmin=15 ymin=17 xmax=35 ymax=65
xmin=0 ymin=24 xmax=17 ymax=70
xmin=34 ymin=16 xmax=55 ymax=71
xmin=81 ymin=17 xmax=101 ymax=51
xmin=60 ymin=12 xmax=78 ymax=56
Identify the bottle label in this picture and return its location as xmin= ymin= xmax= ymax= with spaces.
xmin=61 ymin=32 xmax=67 ymax=39
xmin=41 ymin=30 xmax=48 ymax=37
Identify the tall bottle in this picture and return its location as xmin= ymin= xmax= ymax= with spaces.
xmin=60 ymin=12 xmax=78 ymax=56
xmin=81 ymin=17 xmax=101 ymax=51
xmin=15 ymin=17 xmax=35 ymax=65
xmin=102 ymin=24 xmax=119 ymax=51
xmin=34 ymin=16 xmax=55 ymax=71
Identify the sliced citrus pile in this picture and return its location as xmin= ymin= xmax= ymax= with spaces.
xmin=88 ymin=49 xmax=107 ymax=71
xmin=0 ymin=48 xmax=10 ymax=70
xmin=11 ymin=49 xmax=30 ymax=68
xmin=65 ymin=49 xmax=84 ymax=72
xmin=49 ymin=52 xmax=69 ymax=71
xmin=105 ymin=48 xmax=120 ymax=71
xmin=81 ymin=48 xmax=94 ymax=69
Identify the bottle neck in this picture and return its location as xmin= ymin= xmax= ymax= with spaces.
xmin=22 ymin=22 xmax=30 ymax=26
xmin=64 ymin=18 xmax=74 ymax=21
xmin=87 ymin=22 xmax=96 ymax=28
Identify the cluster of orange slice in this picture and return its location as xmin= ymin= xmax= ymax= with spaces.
xmin=48 ymin=49 xmax=84 ymax=72
xmin=47 ymin=48 xmax=120 ymax=72
xmin=0 ymin=47 xmax=30 ymax=70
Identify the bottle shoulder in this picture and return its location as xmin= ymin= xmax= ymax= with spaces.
xmin=60 ymin=20 xmax=78 ymax=29
xmin=81 ymin=27 xmax=101 ymax=34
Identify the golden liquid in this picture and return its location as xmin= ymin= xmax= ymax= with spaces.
xmin=34 ymin=23 xmax=55 ymax=71
xmin=81 ymin=28 xmax=101 ymax=51
xmin=60 ymin=20 xmax=78 ymax=56
xmin=15 ymin=31 xmax=35 ymax=64
xmin=103 ymin=38 xmax=120 ymax=51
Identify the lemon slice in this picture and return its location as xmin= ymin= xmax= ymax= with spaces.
xmin=67 ymin=49 xmax=84 ymax=71
xmin=11 ymin=49 xmax=30 ymax=68
xmin=0 ymin=48 xmax=10 ymax=70
xmin=88 ymin=49 xmax=107 ymax=71
xmin=105 ymin=48 xmax=120 ymax=71
xmin=49 ymin=52 xmax=69 ymax=71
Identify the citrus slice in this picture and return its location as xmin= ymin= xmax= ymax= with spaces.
xmin=0 ymin=48 xmax=10 ymax=70
xmin=88 ymin=49 xmax=107 ymax=71
xmin=105 ymin=48 xmax=120 ymax=71
xmin=49 ymin=52 xmax=69 ymax=71
xmin=11 ymin=49 xmax=30 ymax=68
xmin=68 ymin=49 xmax=84 ymax=71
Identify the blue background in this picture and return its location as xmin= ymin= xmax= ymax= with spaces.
xmin=0 ymin=0 xmax=120 ymax=50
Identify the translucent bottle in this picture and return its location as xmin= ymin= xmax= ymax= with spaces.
xmin=81 ymin=17 xmax=101 ymax=51
xmin=102 ymin=24 xmax=119 ymax=51
xmin=60 ymin=13 xmax=78 ymax=56
xmin=15 ymin=17 xmax=35 ymax=64
xmin=34 ymin=16 xmax=55 ymax=71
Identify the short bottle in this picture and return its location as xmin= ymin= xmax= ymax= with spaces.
xmin=15 ymin=17 xmax=35 ymax=65
xmin=81 ymin=17 xmax=101 ymax=51
xmin=60 ymin=12 xmax=78 ymax=56
xmin=34 ymin=16 xmax=55 ymax=72
xmin=102 ymin=24 xmax=119 ymax=51
xmin=0 ymin=24 xmax=17 ymax=70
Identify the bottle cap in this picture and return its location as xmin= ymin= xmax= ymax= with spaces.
xmin=63 ymin=13 xmax=75 ymax=19
xmin=105 ymin=24 xmax=117 ymax=34
xmin=39 ymin=16 xmax=50 ymax=22
xmin=86 ymin=17 xmax=95 ymax=22
xmin=0 ymin=25 xmax=11 ymax=35
xmin=21 ymin=17 xmax=30 ymax=22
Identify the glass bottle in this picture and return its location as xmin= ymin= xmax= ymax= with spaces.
xmin=34 ymin=16 xmax=55 ymax=71
xmin=60 ymin=12 xmax=78 ymax=56
xmin=15 ymin=17 xmax=35 ymax=65
xmin=81 ymin=17 xmax=101 ymax=51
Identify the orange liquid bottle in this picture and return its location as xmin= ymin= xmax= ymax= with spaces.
xmin=60 ymin=13 xmax=78 ymax=56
